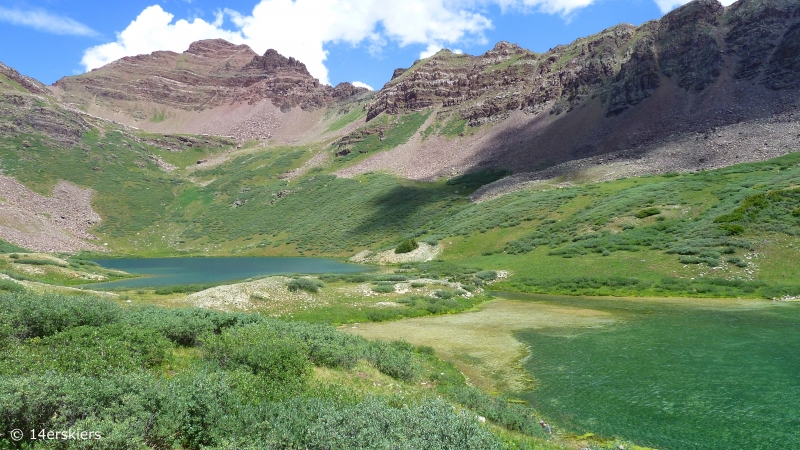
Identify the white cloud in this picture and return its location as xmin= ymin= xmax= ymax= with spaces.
xmin=81 ymin=0 xmax=604 ymax=84
xmin=0 ymin=7 xmax=97 ymax=36
xmin=653 ymin=0 xmax=737 ymax=14
xmin=82 ymin=6 xmax=243 ymax=73
xmin=352 ymin=81 xmax=374 ymax=90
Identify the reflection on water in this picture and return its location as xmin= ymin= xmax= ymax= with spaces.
xmin=87 ymin=257 xmax=370 ymax=289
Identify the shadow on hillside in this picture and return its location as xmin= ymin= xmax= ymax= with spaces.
xmin=350 ymin=184 xmax=451 ymax=241
xmin=433 ymin=82 xmax=800 ymax=179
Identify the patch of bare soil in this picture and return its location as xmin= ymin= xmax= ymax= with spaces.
xmin=347 ymin=299 xmax=615 ymax=391
xmin=188 ymin=276 xmax=326 ymax=313
xmin=350 ymin=243 xmax=442 ymax=265
xmin=0 ymin=176 xmax=103 ymax=252
xmin=0 ymin=273 xmax=116 ymax=297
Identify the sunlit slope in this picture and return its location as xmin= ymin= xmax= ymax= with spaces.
xmin=2 ymin=67 xmax=799 ymax=298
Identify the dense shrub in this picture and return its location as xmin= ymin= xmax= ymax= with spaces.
xmin=124 ymin=306 xmax=260 ymax=346
xmin=287 ymin=278 xmax=324 ymax=293
xmin=154 ymin=284 xmax=214 ymax=295
xmin=475 ymin=270 xmax=498 ymax=281
xmin=372 ymin=284 xmax=395 ymax=293
xmin=0 ymin=291 xmax=506 ymax=448
xmin=0 ymin=279 xmax=24 ymax=293
xmin=366 ymin=308 xmax=407 ymax=322
xmin=442 ymin=384 xmax=545 ymax=436
xmin=12 ymin=258 xmax=67 ymax=267
xmin=373 ymin=274 xmax=409 ymax=282
xmin=395 ymin=239 xmax=419 ymax=254
xmin=33 ymin=324 xmax=173 ymax=375
xmin=0 ymin=292 xmax=122 ymax=339
xmin=434 ymin=290 xmax=454 ymax=299
xmin=202 ymin=324 xmax=311 ymax=391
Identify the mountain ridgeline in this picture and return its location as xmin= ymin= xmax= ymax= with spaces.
xmin=0 ymin=0 xmax=799 ymax=266
xmin=45 ymin=0 xmax=800 ymax=179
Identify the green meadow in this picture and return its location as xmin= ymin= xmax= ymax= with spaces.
xmin=2 ymin=105 xmax=800 ymax=449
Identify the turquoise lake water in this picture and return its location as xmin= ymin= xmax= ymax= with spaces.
xmin=89 ymin=257 xmax=370 ymax=289
xmin=495 ymin=293 xmax=800 ymax=449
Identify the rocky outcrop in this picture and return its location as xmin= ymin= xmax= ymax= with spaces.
xmin=367 ymin=0 xmax=800 ymax=125
xmin=0 ymin=63 xmax=91 ymax=146
xmin=0 ymin=62 xmax=50 ymax=96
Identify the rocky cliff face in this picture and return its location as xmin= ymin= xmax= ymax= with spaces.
xmin=0 ymin=62 xmax=90 ymax=146
xmin=331 ymin=0 xmax=800 ymax=182
xmin=367 ymin=0 xmax=799 ymax=124
xmin=51 ymin=40 xmax=367 ymax=136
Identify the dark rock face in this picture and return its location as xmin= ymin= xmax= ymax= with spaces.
xmin=391 ymin=68 xmax=407 ymax=80
xmin=765 ymin=20 xmax=800 ymax=90
xmin=0 ymin=62 xmax=90 ymax=146
xmin=656 ymin=0 xmax=724 ymax=92
xmin=367 ymin=0 xmax=800 ymax=124
xmin=53 ymin=40 xmax=367 ymax=114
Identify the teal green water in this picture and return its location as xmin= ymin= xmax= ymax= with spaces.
xmin=496 ymin=293 xmax=800 ymax=450
xmin=88 ymin=257 xmax=370 ymax=289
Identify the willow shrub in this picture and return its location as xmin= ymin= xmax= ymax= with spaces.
xmin=0 ymin=292 xmax=122 ymax=339
xmin=202 ymin=324 xmax=312 ymax=394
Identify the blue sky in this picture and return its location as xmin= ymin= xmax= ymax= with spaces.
xmin=0 ymin=0 xmax=730 ymax=89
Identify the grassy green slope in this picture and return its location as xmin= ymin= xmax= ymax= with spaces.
xmin=2 ymin=88 xmax=799 ymax=298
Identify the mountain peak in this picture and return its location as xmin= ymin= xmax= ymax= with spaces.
xmin=185 ymin=39 xmax=257 ymax=59
xmin=243 ymin=48 xmax=311 ymax=77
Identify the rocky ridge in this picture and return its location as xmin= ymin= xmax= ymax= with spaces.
xmin=368 ymin=0 xmax=800 ymax=125
xmin=333 ymin=0 xmax=800 ymax=181
xmin=51 ymin=39 xmax=369 ymax=137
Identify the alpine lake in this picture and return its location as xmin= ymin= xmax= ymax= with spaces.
xmin=88 ymin=256 xmax=371 ymax=289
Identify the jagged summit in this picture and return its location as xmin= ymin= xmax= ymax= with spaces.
xmin=21 ymin=0 xmax=800 ymax=182
xmin=50 ymin=40 xmax=368 ymax=139
xmin=185 ymin=39 xmax=256 ymax=59
xmin=332 ymin=0 xmax=800 ymax=182
xmin=243 ymin=49 xmax=312 ymax=77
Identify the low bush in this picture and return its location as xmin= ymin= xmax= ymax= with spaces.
xmin=12 ymin=258 xmax=67 ymax=267
xmin=434 ymin=290 xmax=454 ymax=299
xmin=0 ymin=280 xmax=24 ymax=293
xmin=287 ymin=278 xmax=324 ymax=293
xmin=202 ymin=324 xmax=312 ymax=392
xmin=373 ymin=274 xmax=408 ymax=282
xmin=475 ymin=270 xmax=497 ymax=281
xmin=124 ymin=306 xmax=259 ymax=346
xmin=154 ymin=284 xmax=214 ymax=295
xmin=635 ymin=207 xmax=661 ymax=218
xmin=31 ymin=324 xmax=173 ymax=376
xmin=0 ymin=292 xmax=122 ymax=339
xmin=395 ymin=239 xmax=419 ymax=254
xmin=372 ymin=284 xmax=395 ymax=293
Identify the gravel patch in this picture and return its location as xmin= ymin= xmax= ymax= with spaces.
xmin=189 ymin=276 xmax=328 ymax=313
xmin=350 ymin=243 xmax=442 ymax=265
xmin=0 ymin=176 xmax=104 ymax=252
